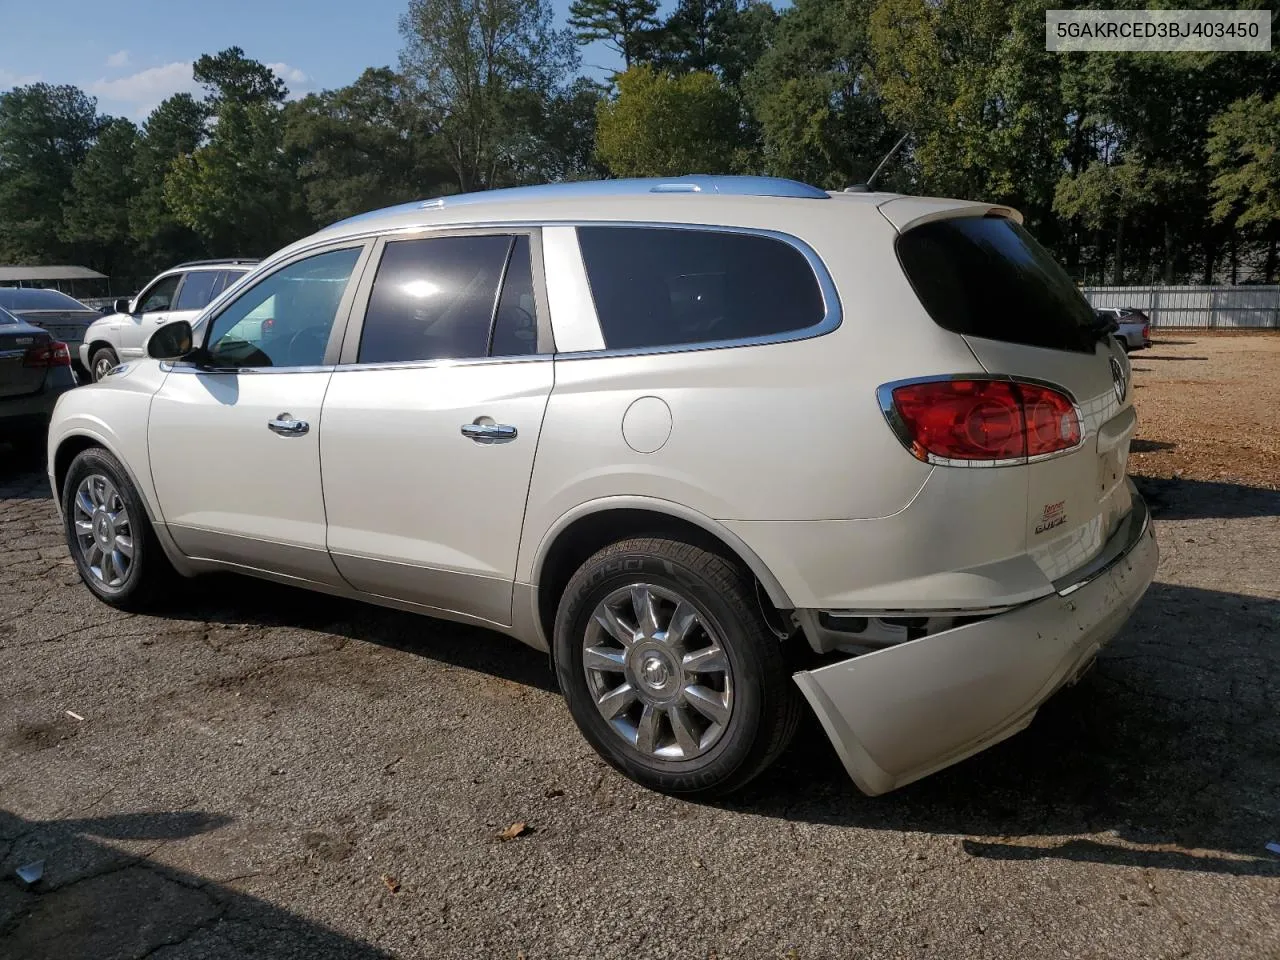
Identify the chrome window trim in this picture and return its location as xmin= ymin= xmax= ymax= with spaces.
xmin=255 ymin=219 xmax=842 ymax=360
xmin=163 ymin=362 xmax=336 ymax=376
xmin=328 ymin=354 xmax=551 ymax=374
xmin=875 ymin=373 xmax=1088 ymax=468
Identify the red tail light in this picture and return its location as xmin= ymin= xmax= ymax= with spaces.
xmin=881 ymin=378 xmax=1081 ymax=465
xmin=23 ymin=341 xmax=71 ymax=368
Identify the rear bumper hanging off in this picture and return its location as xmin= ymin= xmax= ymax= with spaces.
xmin=793 ymin=486 xmax=1158 ymax=796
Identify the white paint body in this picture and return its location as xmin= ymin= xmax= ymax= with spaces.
xmin=47 ymin=182 xmax=1157 ymax=794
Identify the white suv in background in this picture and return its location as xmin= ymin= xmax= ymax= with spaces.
xmin=79 ymin=259 xmax=257 ymax=381
xmin=47 ymin=177 xmax=1158 ymax=798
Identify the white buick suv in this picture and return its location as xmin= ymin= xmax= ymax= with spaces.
xmin=47 ymin=176 xmax=1158 ymax=797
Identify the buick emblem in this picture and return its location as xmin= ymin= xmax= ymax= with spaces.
xmin=1109 ymin=356 xmax=1128 ymax=403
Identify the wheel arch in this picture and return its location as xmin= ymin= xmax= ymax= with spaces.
xmin=53 ymin=430 xmax=158 ymax=524
xmin=86 ymin=338 xmax=117 ymax=361
xmin=530 ymin=498 xmax=795 ymax=652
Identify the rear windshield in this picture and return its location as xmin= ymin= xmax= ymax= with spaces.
xmin=896 ymin=216 xmax=1099 ymax=354
xmin=0 ymin=287 xmax=93 ymax=312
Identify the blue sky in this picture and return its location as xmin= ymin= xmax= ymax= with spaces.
xmin=0 ymin=0 xmax=621 ymax=119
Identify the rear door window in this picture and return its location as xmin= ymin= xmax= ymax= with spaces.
xmin=896 ymin=216 xmax=1100 ymax=354
xmin=576 ymin=226 xmax=827 ymax=351
xmin=357 ymin=235 xmax=530 ymax=364
xmin=173 ymin=270 xmax=220 ymax=311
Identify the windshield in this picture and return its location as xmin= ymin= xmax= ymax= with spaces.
xmin=896 ymin=216 xmax=1099 ymax=354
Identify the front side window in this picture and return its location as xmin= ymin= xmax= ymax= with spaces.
xmin=173 ymin=271 xmax=219 ymax=311
xmin=138 ymin=274 xmax=181 ymax=313
xmin=204 ymin=247 xmax=362 ymax=368
xmin=576 ymin=226 xmax=828 ymax=351
xmin=358 ymin=234 xmax=537 ymax=364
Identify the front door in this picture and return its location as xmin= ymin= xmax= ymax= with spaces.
xmin=148 ymin=244 xmax=370 ymax=585
xmin=119 ymin=273 xmax=182 ymax=359
xmin=321 ymin=231 xmax=553 ymax=626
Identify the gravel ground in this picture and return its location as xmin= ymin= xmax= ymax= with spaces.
xmin=2 ymin=334 xmax=1279 ymax=959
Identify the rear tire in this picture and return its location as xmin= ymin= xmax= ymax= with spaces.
xmin=554 ymin=537 xmax=801 ymax=798
xmin=62 ymin=447 xmax=174 ymax=611
xmin=90 ymin=346 xmax=119 ymax=382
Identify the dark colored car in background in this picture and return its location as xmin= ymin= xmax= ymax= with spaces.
xmin=0 ymin=305 xmax=77 ymax=454
xmin=0 ymin=287 xmax=100 ymax=380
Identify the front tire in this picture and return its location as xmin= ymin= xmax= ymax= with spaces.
xmin=62 ymin=447 xmax=174 ymax=610
xmin=90 ymin=346 xmax=119 ymax=382
xmin=554 ymin=537 xmax=801 ymax=798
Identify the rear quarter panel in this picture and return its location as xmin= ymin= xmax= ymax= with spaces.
xmin=516 ymin=204 xmax=983 ymax=585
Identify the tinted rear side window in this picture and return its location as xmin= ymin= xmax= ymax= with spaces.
xmin=174 ymin=270 xmax=220 ymax=310
xmin=577 ymin=226 xmax=827 ymax=350
xmin=896 ymin=217 xmax=1099 ymax=354
xmin=359 ymin=236 xmax=515 ymax=364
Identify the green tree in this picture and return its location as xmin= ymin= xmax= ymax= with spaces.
xmin=286 ymin=67 xmax=452 ymax=225
xmin=568 ymin=0 xmax=661 ymax=70
xmin=0 ymin=83 xmax=100 ymax=262
xmin=129 ymin=94 xmax=211 ymax=271
xmin=595 ymin=65 xmax=741 ymax=177
xmin=193 ymin=46 xmax=288 ymax=107
xmin=400 ymin=0 xmax=579 ymax=191
xmin=61 ymin=118 xmax=140 ymax=275
xmin=503 ymin=77 xmax=608 ymax=183
xmin=744 ymin=0 xmax=896 ymax=189
xmin=1208 ymin=93 xmax=1280 ymax=283
xmin=655 ymin=0 xmax=775 ymax=85
xmin=1209 ymin=93 xmax=1280 ymax=231
xmin=869 ymin=0 xmax=1066 ymax=221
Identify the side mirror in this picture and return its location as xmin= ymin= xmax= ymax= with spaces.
xmin=113 ymin=297 xmax=132 ymax=314
xmin=147 ymin=319 xmax=195 ymax=360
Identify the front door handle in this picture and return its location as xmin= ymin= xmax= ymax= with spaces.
xmin=268 ymin=414 xmax=309 ymax=437
xmin=461 ymin=421 xmax=517 ymax=443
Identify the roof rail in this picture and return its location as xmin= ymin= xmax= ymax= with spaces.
xmin=330 ymin=176 xmax=831 ymax=229
xmin=172 ymin=258 xmax=261 ymax=269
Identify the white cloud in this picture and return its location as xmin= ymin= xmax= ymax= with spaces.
xmin=90 ymin=61 xmax=200 ymax=110
xmin=106 ymin=50 xmax=130 ymax=68
xmin=0 ymin=69 xmax=42 ymax=88
xmin=267 ymin=62 xmax=309 ymax=96
xmin=89 ymin=59 xmax=311 ymax=115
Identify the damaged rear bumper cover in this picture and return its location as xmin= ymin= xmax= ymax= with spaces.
xmin=793 ymin=488 xmax=1158 ymax=796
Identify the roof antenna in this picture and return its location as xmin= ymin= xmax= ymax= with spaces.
xmin=843 ymin=132 xmax=910 ymax=193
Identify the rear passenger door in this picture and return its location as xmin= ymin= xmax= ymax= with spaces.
xmin=321 ymin=230 xmax=554 ymax=627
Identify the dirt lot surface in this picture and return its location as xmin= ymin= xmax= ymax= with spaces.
xmin=2 ymin=334 xmax=1278 ymax=959
xmin=1129 ymin=331 xmax=1280 ymax=489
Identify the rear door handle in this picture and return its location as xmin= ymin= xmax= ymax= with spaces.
xmin=268 ymin=414 xmax=309 ymax=437
xmin=461 ymin=422 xmax=517 ymax=443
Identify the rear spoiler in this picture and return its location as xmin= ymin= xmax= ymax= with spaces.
xmin=877 ymin=197 xmax=1024 ymax=233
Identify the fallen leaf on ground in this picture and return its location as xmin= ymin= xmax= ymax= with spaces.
xmin=498 ymin=821 xmax=531 ymax=841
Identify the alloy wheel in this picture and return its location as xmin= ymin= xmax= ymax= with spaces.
xmin=583 ymin=583 xmax=734 ymax=761
xmin=72 ymin=474 xmax=134 ymax=589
